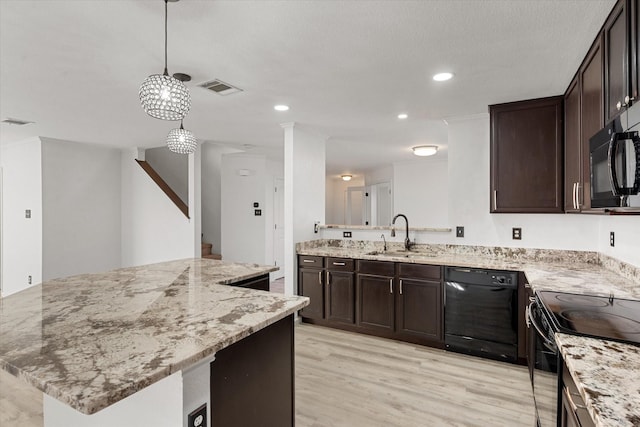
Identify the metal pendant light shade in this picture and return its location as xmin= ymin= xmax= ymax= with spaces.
xmin=139 ymin=73 xmax=190 ymax=120
xmin=167 ymin=120 xmax=197 ymax=154
xmin=139 ymin=0 xmax=190 ymax=121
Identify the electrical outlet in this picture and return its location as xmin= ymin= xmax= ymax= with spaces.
xmin=610 ymin=231 xmax=615 ymax=247
xmin=254 ymin=209 xmax=262 ymax=216
xmin=512 ymin=227 xmax=522 ymax=240
xmin=343 ymin=231 xmax=352 ymax=238
xmin=25 ymin=209 xmax=31 ymax=219
xmin=456 ymin=226 xmax=464 ymax=238
xmin=187 ymin=404 xmax=207 ymax=427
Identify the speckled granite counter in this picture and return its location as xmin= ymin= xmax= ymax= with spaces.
xmin=0 ymin=258 xmax=308 ymax=415
xmin=556 ymin=334 xmax=640 ymax=427
xmin=297 ymin=239 xmax=640 ymax=427
xmin=297 ymin=239 xmax=640 ymax=299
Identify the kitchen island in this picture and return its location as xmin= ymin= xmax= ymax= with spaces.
xmin=0 ymin=258 xmax=308 ymax=426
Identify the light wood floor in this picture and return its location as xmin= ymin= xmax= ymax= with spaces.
xmin=295 ymin=324 xmax=535 ymax=427
xmin=0 ymin=323 xmax=535 ymax=427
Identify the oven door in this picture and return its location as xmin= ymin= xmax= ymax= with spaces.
xmin=527 ymin=300 xmax=559 ymax=427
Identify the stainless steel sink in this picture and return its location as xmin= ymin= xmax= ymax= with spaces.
xmin=365 ymin=250 xmax=436 ymax=258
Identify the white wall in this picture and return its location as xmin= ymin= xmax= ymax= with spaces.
xmin=201 ymin=143 xmax=241 ymax=254
xmin=220 ymin=154 xmax=269 ymax=264
xmin=120 ymin=148 xmax=195 ymax=267
xmin=41 ymin=138 xmax=121 ymax=281
xmin=145 ymin=146 xmax=189 ymax=206
xmin=0 ymin=138 xmax=43 ymax=296
xmin=325 ymin=175 xmax=365 ymax=225
xmin=393 ymin=158 xmax=449 ymax=228
xmin=283 ymin=123 xmax=326 ymax=296
xmin=364 ymin=164 xmax=393 ymax=185
xmin=598 ymin=216 xmax=640 ymax=267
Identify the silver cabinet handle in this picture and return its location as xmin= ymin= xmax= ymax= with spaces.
xmin=332 ymin=262 xmax=346 ymax=266
xmin=326 ymin=271 xmax=330 ymax=285
xmin=318 ymin=271 xmax=322 ymax=285
xmin=625 ymin=95 xmax=635 ymax=105
xmin=564 ymin=387 xmax=587 ymax=411
xmin=572 ymin=182 xmax=577 ymax=210
xmin=389 ymin=278 xmax=393 ymax=294
xmin=399 ymin=279 xmax=403 ymax=295
xmin=493 ymin=190 xmax=497 ymax=210
xmin=575 ymin=182 xmax=581 ymax=209
xmin=617 ymin=101 xmax=622 ymax=111
xmin=303 ymin=259 xmax=315 ymax=263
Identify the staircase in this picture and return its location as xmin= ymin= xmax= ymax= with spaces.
xmin=202 ymin=243 xmax=222 ymax=260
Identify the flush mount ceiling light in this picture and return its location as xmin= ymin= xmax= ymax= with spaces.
xmin=412 ymin=145 xmax=438 ymax=156
xmin=167 ymin=119 xmax=197 ymax=154
xmin=341 ymin=174 xmax=353 ymax=181
xmin=274 ymin=105 xmax=290 ymax=111
xmin=433 ymin=72 xmax=454 ymax=82
xmin=139 ymin=0 xmax=191 ymax=121
xmin=397 ymin=113 xmax=408 ymax=119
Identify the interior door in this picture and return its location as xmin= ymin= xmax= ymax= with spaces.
xmin=272 ymin=178 xmax=284 ymax=280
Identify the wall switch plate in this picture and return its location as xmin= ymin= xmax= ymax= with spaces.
xmin=254 ymin=209 xmax=262 ymax=216
xmin=456 ymin=226 xmax=464 ymax=238
xmin=25 ymin=209 xmax=31 ymax=219
xmin=28 ymin=275 xmax=32 ymax=285
xmin=610 ymin=231 xmax=615 ymax=247
xmin=187 ymin=404 xmax=207 ymax=427
xmin=343 ymin=231 xmax=352 ymax=238
xmin=253 ymin=202 xmax=259 ymax=208
xmin=512 ymin=227 xmax=522 ymax=240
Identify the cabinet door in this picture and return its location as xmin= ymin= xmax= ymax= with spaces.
xmin=580 ymin=36 xmax=604 ymax=210
xmin=564 ymin=76 xmax=581 ymax=212
xmin=299 ymin=268 xmax=324 ymax=320
xmin=396 ymin=278 xmax=442 ymax=343
xmin=604 ymin=0 xmax=629 ymax=122
xmin=357 ymin=274 xmax=394 ymax=332
xmin=325 ymin=270 xmax=355 ymax=324
xmin=490 ymin=96 xmax=564 ymax=213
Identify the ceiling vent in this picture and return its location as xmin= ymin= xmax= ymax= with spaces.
xmin=198 ymin=79 xmax=243 ymax=96
xmin=2 ymin=118 xmax=34 ymax=126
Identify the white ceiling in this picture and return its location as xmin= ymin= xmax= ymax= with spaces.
xmin=0 ymin=0 xmax=616 ymax=177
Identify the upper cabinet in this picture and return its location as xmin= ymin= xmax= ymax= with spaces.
xmin=489 ymin=97 xmax=564 ymax=213
xmin=603 ymin=0 xmax=640 ymax=121
xmin=564 ymin=36 xmax=604 ymax=212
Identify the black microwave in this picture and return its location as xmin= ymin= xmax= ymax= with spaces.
xmin=589 ymin=117 xmax=640 ymax=209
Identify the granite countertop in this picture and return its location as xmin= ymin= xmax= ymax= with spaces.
xmin=296 ymin=240 xmax=640 ymax=299
xmin=0 ymin=258 xmax=309 ymax=415
xmin=297 ymin=239 xmax=640 ymax=427
xmin=556 ymin=334 xmax=640 ymax=427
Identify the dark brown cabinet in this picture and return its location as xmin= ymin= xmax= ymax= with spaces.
xmin=298 ymin=255 xmax=325 ymax=320
xmin=604 ymin=0 xmax=630 ymax=122
xmin=396 ymin=263 xmax=442 ymax=345
xmin=357 ymin=260 xmax=395 ymax=333
xmin=325 ymin=258 xmax=355 ymax=324
xmin=560 ymin=363 xmax=596 ymax=427
xmin=490 ymin=96 xmax=564 ymax=213
xmin=564 ymin=76 xmax=582 ymax=212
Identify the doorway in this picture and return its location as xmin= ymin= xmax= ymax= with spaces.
xmin=272 ymin=178 xmax=284 ymax=280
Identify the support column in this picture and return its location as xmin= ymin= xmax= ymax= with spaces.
xmin=282 ymin=123 xmax=326 ymax=297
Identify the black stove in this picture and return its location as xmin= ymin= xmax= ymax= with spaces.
xmin=537 ymin=290 xmax=640 ymax=345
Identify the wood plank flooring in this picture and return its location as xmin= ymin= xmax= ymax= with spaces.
xmin=296 ymin=324 xmax=536 ymax=427
xmin=0 ymin=323 xmax=535 ymax=427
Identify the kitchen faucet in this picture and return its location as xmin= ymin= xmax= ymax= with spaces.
xmin=380 ymin=234 xmax=387 ymax=251
xmin=391 ymin=213 xmax=413 ymax=251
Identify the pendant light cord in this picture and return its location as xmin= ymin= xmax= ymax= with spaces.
xmin=163 ymin=0 xmax=169 ymax=76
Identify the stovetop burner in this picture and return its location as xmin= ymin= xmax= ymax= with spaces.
xmin=538 ymin=291 xmax=640 ymax=345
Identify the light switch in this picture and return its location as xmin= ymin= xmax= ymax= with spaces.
xmin=25 ymin=209 xmax=31 ymax=219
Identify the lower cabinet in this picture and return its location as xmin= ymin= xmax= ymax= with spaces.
xmin=299 ymin=256 xmax=443 ymax=349
xmin=560 ymin=363 xmax=595 ymax=427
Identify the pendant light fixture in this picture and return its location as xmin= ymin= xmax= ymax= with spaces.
xmin=139 ymin=0 xmax=191 ymax=121
xmin=167 ymin=120 xmax=197 ymax=154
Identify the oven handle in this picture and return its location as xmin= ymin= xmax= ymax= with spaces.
xmin=527 ymin=300 xmax=557 ymax=351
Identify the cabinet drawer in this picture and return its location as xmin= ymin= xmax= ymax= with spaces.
xmin=397 ymin=263 xmax=441 ymax=280
xmin=298 ymin=255 xmax=324 ymax=268
xmin=357 ymin=260 xmax=395 ymax=276
xmin=326 ymin=257 xmax=354 ymax=271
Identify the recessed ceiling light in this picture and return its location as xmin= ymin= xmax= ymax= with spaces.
xmin=397 ymin=113 xmax=408 ymax=119
xmin=412 ymin=145 xmax=438 ymax=156
xmin=274 ymin=105 xmax=290 ymax=111
xmin=341 ymin=174 xmax=353 ymax=181
xmin=433 ymin=72 xmax=454 ymax=82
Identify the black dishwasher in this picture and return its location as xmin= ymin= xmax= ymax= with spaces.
xmin=444 ymin=267 xmax=518 ymax=362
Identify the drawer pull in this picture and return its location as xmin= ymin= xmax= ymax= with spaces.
xmin=303 ymin=259 xmax=316 ymax=263
xmin=332 ymin=262 xmax=346 ymax=266
xmin=326 ymin=271 xmax=331 ymax=285
xmin=565 ymin=387 xmax=587 ymax=411
xmin=318 ymin=271 xmax=322 ymax=285
xmin=399 ymin=279 xmax=403 ymax=295
xmin=389 ymin=278 xmax=393 ymax=294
